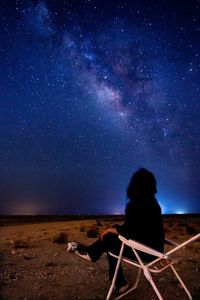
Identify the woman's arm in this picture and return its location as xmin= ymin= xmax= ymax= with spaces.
xmin=100 ymin=227 xmax=118 ymax=240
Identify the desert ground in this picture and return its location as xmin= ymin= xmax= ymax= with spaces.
xmin=0 ymin=215 xmax=200 ymax=300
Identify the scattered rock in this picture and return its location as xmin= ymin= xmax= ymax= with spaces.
xmin=45 ymin=262 xmax=57 ymax=267
xmin=10 ymin=273 xmax=17 ymax=280
xmin=23 ymin=254 xmax=35 ymax=260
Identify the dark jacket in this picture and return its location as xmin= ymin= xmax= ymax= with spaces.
xmin=114 ymin=198 xmax=165 ymax=253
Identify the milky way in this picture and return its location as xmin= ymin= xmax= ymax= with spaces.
xmin=0 ymin=0 xmax=200 ymax=214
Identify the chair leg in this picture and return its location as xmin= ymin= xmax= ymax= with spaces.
xmin=143 ymin=267 xmax=163 ymax=300
xmin=106 ymin=243 xmax=125 ymax=300
xmin=106 ymin=276 xmax=116 ymax=300
xmin=170 ymin=265 xmax=192 ymax=300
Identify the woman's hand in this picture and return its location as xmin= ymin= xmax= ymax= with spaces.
xmin=100 ymin=227 xmax=118 ymax=241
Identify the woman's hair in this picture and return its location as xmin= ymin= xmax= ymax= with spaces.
xmin=126 ymin=168 xmax=157 ymax=200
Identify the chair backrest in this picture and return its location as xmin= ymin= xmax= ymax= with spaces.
xmin=118 ymin=235 xmax=167 ymax=259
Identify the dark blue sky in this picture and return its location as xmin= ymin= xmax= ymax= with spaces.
xmin=0 ymin=0 xmax=200 ymax=214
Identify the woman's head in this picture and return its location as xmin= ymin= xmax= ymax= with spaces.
xmin=127 ymin=168 xmax=157 ymax=200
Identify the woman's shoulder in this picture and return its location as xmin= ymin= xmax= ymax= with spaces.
xmin=125 ymin=198 xmax=161 ymax=213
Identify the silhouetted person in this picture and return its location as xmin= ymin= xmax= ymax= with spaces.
xmin=67 ymin=168 xmax=165 ymax=293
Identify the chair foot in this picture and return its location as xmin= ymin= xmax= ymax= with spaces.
xmin=114 ymin=285 xmax=138 ymax=300
xmin=113 ymin=269 xmax=141 ymax=300
xmin=170 ymin=265 xmax=192 ymax=300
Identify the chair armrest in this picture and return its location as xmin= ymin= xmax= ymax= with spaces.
xmin=165 ymin=238 xmax=179 ymax=246
xmin=118 ymin=235 xmax=167 ymax=259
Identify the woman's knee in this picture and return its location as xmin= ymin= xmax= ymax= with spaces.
xmin=102 ymin=233 xmax=121 ymax=250
xmin=102 ymin=233 xmax=118 ymax=243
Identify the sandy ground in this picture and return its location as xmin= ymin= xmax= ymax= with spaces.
xmin=0 ymin=216 xmax=200 ymax=300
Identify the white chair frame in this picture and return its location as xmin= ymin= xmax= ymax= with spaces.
xmin=106 ymin=233 xmax=200 ymax=300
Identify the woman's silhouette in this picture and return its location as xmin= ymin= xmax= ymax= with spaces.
xmin=67 ymin=168 xmax=165 ymax=293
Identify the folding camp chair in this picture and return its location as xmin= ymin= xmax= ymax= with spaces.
xmin=106 ymin=233 xmax=200 ymax=300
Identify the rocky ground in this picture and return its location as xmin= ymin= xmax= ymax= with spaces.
xmin=0 ymin=216 xmax=200 ymax=300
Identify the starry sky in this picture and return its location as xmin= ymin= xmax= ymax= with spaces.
xmin=0 ymin=0 xmax=200 ymax=215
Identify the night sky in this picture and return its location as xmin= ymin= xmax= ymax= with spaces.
xmin=0 ymin=0 xmax=200 ymax=215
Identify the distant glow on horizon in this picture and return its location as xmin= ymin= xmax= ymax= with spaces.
xmin=111 ymin=206 xmax=124 ymax=215
xmin=10 ymin=201 xmax=42 ymax=215
xmin=112 ymin=210 xmax=124 ymax=215
xmin=176 ymin=210 xmax=185 ymax=215
xmin=158 ymin=198 xmax=189 ymax=215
